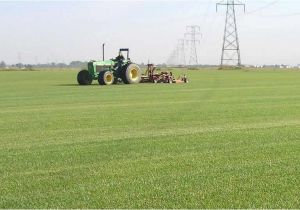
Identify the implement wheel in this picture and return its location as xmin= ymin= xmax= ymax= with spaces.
xmin=98 ymin=70 xmax=114 ymax=85
xmin=121 ymin=64 xmax=141 ymax=84
xmin=77 ymin=70 xmax=92 ymax=85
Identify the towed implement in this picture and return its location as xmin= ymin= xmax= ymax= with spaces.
xmin=141 ymin=64 xmax=188 ymax=84
xmin=77 ymin=47 xmax=141 ymax=85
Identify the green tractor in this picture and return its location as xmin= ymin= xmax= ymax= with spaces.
xmin=77 ymin=48 xmax=141 ymax=85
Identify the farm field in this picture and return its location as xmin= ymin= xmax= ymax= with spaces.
xmin=0 ymin=69 xmax=299 ymax=208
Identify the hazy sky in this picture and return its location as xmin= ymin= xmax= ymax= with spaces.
xmin=0 ymin=0 xmax=299 ymax=65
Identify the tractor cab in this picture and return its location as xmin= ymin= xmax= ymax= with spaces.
xmin=113 ymin=48 xmax=131 ymax=69
xmin=114 ymin=48 xmax=130 ymax=61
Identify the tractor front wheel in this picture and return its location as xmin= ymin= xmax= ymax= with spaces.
xmin=77 ymin=70 xmax=92 ymax=85
xmin=122 ymin=64 xmax=141 ymax=84
xmin=98 ymin=70 xmax=115 ymax=85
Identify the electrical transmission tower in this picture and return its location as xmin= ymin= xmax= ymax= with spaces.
xmin=167 ymin=49 xmax=178 ymax=66
xmin=185 ymin=25 xmax=202 ymax=65
xmin=217 ymin=0 xmax=245 ymax=69
xmin=177 ymin=39 xmax=186 ymax=66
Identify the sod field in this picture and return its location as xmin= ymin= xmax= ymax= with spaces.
xmin=0 ymin=69 xmax=299 ymax=208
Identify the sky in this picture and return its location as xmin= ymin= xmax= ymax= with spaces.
xmin=0 ymin=0 xmax=299 ymax=65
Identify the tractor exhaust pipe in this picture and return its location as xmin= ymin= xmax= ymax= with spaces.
xmin=102 ymin=43 xmax=105 ymax=61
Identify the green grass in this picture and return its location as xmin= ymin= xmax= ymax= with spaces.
xmin=0 ymin=69 xmax=299 ymax=208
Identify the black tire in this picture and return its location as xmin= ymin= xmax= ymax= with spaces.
xmin=98 ymin=70 xmax=114 ymax=85
xmin=77 ymin=70 xmax=92 ymax=85
xmin=121 ymin=64 xmax=141 ymax=84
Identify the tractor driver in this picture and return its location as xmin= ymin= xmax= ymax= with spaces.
xmin=115 ymin=51 xmax=125 ymax=61
xmin=113 ymin=51 xmax=125 ymax=69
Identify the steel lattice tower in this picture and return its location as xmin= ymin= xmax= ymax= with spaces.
xmin=177 ymin=39 xmax=186 ymax=65
xmin=217 ymin=0 xmax=245 ymax=68
xmin=185 ymin=25 xmax=201 ymax=65
xmin=167 ymin=49 xmax=178 ymax=66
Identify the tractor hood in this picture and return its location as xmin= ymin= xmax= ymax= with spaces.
xmin=89 ymin=60 xmax=114 ymax=67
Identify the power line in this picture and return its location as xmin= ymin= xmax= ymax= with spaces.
xmin=246 ymin=0 xmax=278 ymax=14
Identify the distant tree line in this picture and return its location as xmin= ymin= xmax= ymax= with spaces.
xmin=1 ymin=60 xmax=299 ymax=70
xmin=0 ymin=60 xmax=88 ymax=69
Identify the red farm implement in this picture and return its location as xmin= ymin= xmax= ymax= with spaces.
xmin=140 ymin=64 xmax=188 ymax=84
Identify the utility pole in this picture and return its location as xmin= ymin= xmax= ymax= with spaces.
xmin=177 ymin=39 xmax=186 ymax=66
xmin=185 ymin=25 xmax=201 ymax=66
xmin=217 ymin=0 xmax=245 ymax=69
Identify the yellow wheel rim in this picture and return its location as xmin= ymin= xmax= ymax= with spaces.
xmin=130 ymin=68 xmax=138 ymax=80
xmin=105 ymin=74 xmax=113 ymax=83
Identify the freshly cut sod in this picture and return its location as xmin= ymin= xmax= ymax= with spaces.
xmin=0 ymin=69 xmax=299 ymax=208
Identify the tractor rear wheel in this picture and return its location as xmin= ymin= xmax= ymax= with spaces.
xmin=121 ymin=64 xmax=141 ymax=84
xmin=98 ymin=70 xmax=114 ymax=85
xmin=77 ymin=70 xmax=92 ymax=85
